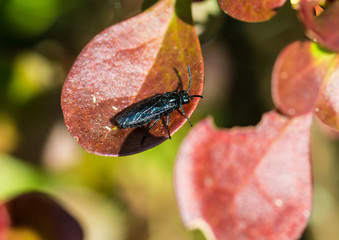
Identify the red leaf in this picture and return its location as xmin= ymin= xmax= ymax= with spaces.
xmin=0 ymin=205 xmax=9 ymax=240
xmin=298 ymin=0 xmax=339 ymax=52
xmin=272 ymin=41 xmax=336 ymax=116
xmin=315 ymin=58 xmax=339 ymax=131
xmin=6 ymin=192 xmax=83 ymax=240
xmin=175 ymin=111 xmax=312 ymax=240
xmin=217 ymin=0 xmax=286 ymax=22
xmin=61 ymin=0 xmax=204 ymax=156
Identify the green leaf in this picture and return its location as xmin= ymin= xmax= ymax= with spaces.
xmin=0 ymin=154 xmax=43 ymax=200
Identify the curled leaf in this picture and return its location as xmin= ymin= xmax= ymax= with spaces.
xmin=298 ymin=0 xmax=339 ymax=52
xmin=61 ymin=0 xmax=204 ymax=156
xmin=175 ymin=111 xmax=312 ymax=240
xmin=6 ymin=192 xmax=83 ymax=240
xmin=272 ymin=41 xmax=336 ymax=116
xmin=217 ymin=0 xmax=286 ymax=22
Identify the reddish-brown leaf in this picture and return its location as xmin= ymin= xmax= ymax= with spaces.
xmin=6 ymin=192 xmax=83 ymax=240
xmin=0 ymin=204 xmax=9 ymax=240
xmin=217 ymin=0 xmax=286 ymax=22
xmin=175 ymin=111 xmax=312 ymax=240
xmin=61 ymin=0 xmax=204 ymax=156
xmin=315 ymin=58 xmax=339 ymax=131
xmin=298 ymin=0 xmax=339 ymax=52
xmin=272 ymin=41 xmax=336 ymax=116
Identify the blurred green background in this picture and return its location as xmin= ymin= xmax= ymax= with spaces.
xmin=0 ymin=0 xmax=338 ymax=239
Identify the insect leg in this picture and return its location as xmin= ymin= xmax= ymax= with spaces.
xmin=179 ymin=105 xmax=192 ymax=127
xmin=165 ymin=114 xmax=171 ymax=139
xmin=141 ymin=118 xmax=160 ymax=145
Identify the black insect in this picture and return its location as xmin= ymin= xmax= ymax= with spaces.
xmin=115 ymin=65 xmax=203 ymax=144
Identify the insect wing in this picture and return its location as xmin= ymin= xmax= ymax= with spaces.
xmin=116 ymin=94 xmax=177 ymax=127
xmin=144 ymin=95 xmax=178 ymax=118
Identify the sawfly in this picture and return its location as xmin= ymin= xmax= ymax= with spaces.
xmin=115 ymin=65 xmax=203 ymax=144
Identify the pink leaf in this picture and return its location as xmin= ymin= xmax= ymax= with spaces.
xmin=316 ymin=59 xmax=339 ymax=131
xmin=272 ymin=41 xmax=336 ymax=116
xmin=175 ymin=111 xmax=313 ymax=240
xmin=0 ymin=205 xmax=9 ymax=240
xmin=217 ymin=0 xmax=286 ymax=22
xmin=61 ymin=0 xmax=204 ymax=156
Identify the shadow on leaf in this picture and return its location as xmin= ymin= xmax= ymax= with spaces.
xmin=118 ymin=127 xmax=166 ymax=156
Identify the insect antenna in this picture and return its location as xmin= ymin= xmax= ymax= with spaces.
xmin=190 ymin=95 xmax=203 ymax=98
xmin=186 ymin=65 xmax=202 ymax=98
xmin=186 ymin=65 xmax=192 ymax=93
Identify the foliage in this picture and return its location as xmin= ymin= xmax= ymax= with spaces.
xmin=0 ymin=0 xmax=339 ymax=239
